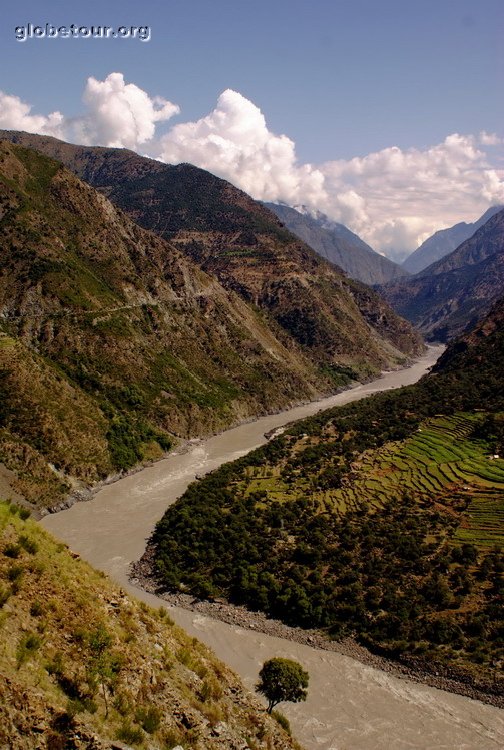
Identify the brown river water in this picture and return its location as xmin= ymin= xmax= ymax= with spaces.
xmin=42 ymin=346 xmax=504 ymax=749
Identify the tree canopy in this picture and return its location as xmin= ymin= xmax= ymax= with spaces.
xmin=256 ymin=657 xmax=309 ymax=713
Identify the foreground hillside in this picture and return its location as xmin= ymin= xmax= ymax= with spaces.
xmin=0 ymin=140 xmax=422 ymax=511
xmin=0 ymin=501 xmax=299 ymax=750
xmin=149 ymin=299 xmax=504 ymax=700
xmin=380 ymin=208 xmax=504 ymax=340
xmin=265 ymin=204 xmax=408 ymax=286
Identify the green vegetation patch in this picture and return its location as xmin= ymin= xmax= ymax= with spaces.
xmin=153 ymin=329 xmax=504 ymax=689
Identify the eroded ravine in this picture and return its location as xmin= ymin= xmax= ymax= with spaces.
xmin=42 ymin=346 xmax=504 ymax=749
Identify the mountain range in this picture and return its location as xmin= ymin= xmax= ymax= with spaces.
xmin=402 ymin=206 xmax=503 ymax=274
xmin=265 ymin=203 xmax=408 ymax=286
xmin=0 ymin=131 xmax=421 ymax=364
xmin=379 ymin=207 xmax=504 ymax=341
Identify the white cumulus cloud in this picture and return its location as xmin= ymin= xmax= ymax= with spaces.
xmin=0 ymin=73 xmax=179 ymax=151
xmin=320 ymin=134 xmax=504 ymax=258
xmin=0 ymin=91 xmax=65 ymax=137
xmin=75 ymin=72 xmax=180 ymax=149
xmin=479 ymin=131 xmax=503 ymax=146
xmin=154 ymin=92 xmax=503 ymax=258
xmin=156 ymin=89 xmax=327 ymax=206
xmin=0 ymin=75 xmax=502 ymax=258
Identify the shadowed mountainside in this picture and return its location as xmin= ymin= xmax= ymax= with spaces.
xmin=402 ymin=206 xmax=503 ymax=274
xmin=379 ymin=208 xmax=504 ymax=341
xmin=0 ymin=131 xmax=423 ymax=370
xmin=266 ymin=203 xmax=408 ymax=286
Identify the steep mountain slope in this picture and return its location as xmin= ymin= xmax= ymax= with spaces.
xmin=0 ymin=501 xmax=299 ymax=750
xmin=432 ymin=293 xmax=504 ymax=374
xmin=0 ymin=141 xmax=345 ymax=509
xmin=149 ymin=298 xmax=504 ymax=702
xmin=0 ymin=131 xmax=423 ymax=371
xmin=379 ymin=208 xmax=504 ymax=341
xmin=402 ymin=206 xmax=503 ymax=274
xmin=266 ymin=203 xmax=408 ymax=285
xmin=0 ymin=140 xmax=422 ymax=510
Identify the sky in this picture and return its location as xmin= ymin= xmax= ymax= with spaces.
xmin=0 ymin=0 xmax=503 ymax=260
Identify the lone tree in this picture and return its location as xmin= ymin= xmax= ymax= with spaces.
xmin=256 ymin=657 xmax=309 ymax=713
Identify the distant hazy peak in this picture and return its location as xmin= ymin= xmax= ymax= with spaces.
xmin=402 ymin=205 xmax=504 ymax=274
xmin=265 ymin=202 xmax=408 ymax=286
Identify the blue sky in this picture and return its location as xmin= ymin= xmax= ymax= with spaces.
xmin=0 ymin=0 xmax=503 ymax=257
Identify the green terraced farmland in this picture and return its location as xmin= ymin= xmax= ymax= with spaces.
xmin=455 ymin=487 xmax=504 ymax=547
xmin=244 ymin=413 xmax=504 ymax=547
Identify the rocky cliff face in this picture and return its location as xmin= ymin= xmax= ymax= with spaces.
xmin=0 ymin=141 xmax=323 ymax=507
xmin=266 ymin=203 xmax=408 ymax=286
xmin=379 ymin=208 xmax=504 ymax=341
xmin=432 ymin=294 xmax=504 ymax=374
xmin=0 ymin=131 xmax=423 ymax=372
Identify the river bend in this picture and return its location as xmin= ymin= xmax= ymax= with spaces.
xmin=42 ymin=346 xmax=504 ymax=750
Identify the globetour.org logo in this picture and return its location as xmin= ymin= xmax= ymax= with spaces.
xmin=15 ymin=24 xmax=151 ymax=42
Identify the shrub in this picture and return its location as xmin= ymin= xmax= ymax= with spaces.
xmin=116 ymin=723 xmax=144 ymax=745
xmin=272 ymin=710 xmax=291 ymax=735
xmin=30 ymin=600 xmax=44 ymax=617
xmin=66 ymin=697 xmax=97 ymax=715
xmin=16 ymin=632 xmax=41 ymax=667
xmin=201 ymin=701 xmax=223 ymax=726
xmin=199 ymin=676 xmax=223 ymax=702
xmin=45 ymin=651 xmax=65 ymax=677
xmin=135 ymin=705 xmax=162 ymax=734
xmin=19 ymin=534 xmax=38 ymax=554
xmin=4 ymin=543 xmax=21 ymax=558
xmin=158 ymin=606 xmax=174 ymax=625
xmin=0 ymin=586 xmax=10 ymax=608
xmin=176 ymin=646 xmax=204 ymax=675
xmin=7 ymin=564 xmax=23 ymax=582
xmin=162 ymin=727 xmax=184 ymax=748
xmin=113 ymin=691 xmax=132 ymax=716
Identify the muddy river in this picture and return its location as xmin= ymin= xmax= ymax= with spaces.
xmin=42 ymin=346 xmax=504 ymax=749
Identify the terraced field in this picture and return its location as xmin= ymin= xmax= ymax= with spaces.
xmin=242 ymin=413 xmax=504 ymax=547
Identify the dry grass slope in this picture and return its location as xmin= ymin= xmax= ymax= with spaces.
xmin=0 ymin=501 xmax=301 ymax=750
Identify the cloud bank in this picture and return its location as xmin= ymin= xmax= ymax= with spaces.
xmin=0 ymin=73 xmax=179 ymax=149
xmin=157 ymin=89 xmax=326 ymax=207
xmin=1 ymin=73 xmax=502 ymax=259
